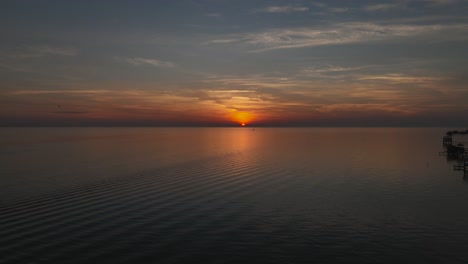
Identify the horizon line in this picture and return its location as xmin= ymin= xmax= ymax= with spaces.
xmin=1 ymin=125 xmax=467 ymax=128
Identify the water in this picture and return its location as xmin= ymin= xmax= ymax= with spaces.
xmin=1 ymin=127 xmax=467 ymax=263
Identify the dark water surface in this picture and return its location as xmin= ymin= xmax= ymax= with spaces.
xmin=1 ymin=127 xmax=468 ymax=263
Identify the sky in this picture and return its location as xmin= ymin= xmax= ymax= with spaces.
xmin=1 ymin=0 xmax=468 ymax=126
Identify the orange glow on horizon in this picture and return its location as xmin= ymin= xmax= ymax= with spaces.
xmin=231 ymin=111 xmax=253 ymax=126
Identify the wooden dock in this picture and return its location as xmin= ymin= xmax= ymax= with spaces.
xmin=454 ymin=156 xmax=468 ymax=175
xmin=441 ymin=131 xmax=467 ymax=175
xmin=443 ymin=135 xmax=452 ymax=146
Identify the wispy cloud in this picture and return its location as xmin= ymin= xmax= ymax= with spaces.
xmin=200 ymin=66 xmax=461 ymax=106
xmin=364 ymin=4 xmax=400 ymax=12
xmin=9 ymin=90 xmax=112 ymax=95
xmin=301 ymin=65 xmax=369 ymax=74
xmin=12 ymin=45 xmax=77 ymax=59
xmin=363 ymin=0 xmax=459 ymax=12
xmin=357 ymin=73 xmax=443 ymax=82
xmin=205 ymin=13 xmax=221 ymax=17
xmin=53 ymin=111 xmax=88 ymax=114
xmin=328 ymin=7 xmax=349 ymax=13
xmin=253 ymin=5 xmax=309 ymax=14
xmin=425 ymin=0 xmax=460 ymax=6
xmin=209 ymin=22 xmax=468 ymax=52
xmin=115 ymin=57 xmax=175 ymax=68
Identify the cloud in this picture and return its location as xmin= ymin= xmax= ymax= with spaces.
xmin=301 ymin=65 xmax=369 ymax=74
xmin=363 ymin=0 xmax=459 ymax=12
xmin=13 ymin=45 xmax=77 ymax=59
xmin=115 ymin=57 xmax=175 ymax=68
xmin=357 ymin=73 xmax=446 ymax=84
xmin=205 ymin=13 xmax=221 ymax=17
xmin=328 ymin=8 xmax=349 ymax=13
xmin=253 ymin=6 xmax=309 ymax=13
xmin=199 ymin=66 xmax=465 ymax=111
xmin=364 ymin=4 xmax=400 ymax=12
xmin=9 ymin=90 xmax=111 ymax=95
xmin=53 ymin=111 xmax=88 ymax=114
xmin=425 ymin=0 xmax=460 ymax=6
xmin=208 ymin=22 xmax=468 ymax=52
xmin=3 ymin=70 xmax=466 ymax=126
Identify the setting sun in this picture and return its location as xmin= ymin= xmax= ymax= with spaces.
xmin=231 ymin=111 xmax=253 ymax=126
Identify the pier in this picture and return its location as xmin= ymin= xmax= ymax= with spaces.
xmin=443 ymin=136 xmax=452 ymax=146
xmin=441 ymin=131 xmax=468 ymax=176
xmin=454 ymin=156 xmax=468 ymax=176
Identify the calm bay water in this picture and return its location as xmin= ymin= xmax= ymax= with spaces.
xmin=1 ymin=127 xmax=468 ymax=263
